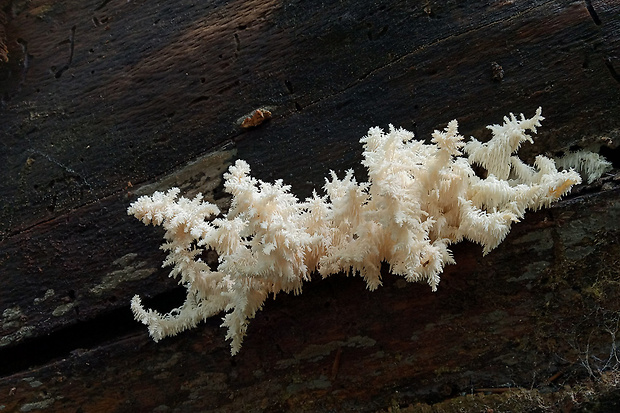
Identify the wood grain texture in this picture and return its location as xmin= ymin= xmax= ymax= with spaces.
xmin=1 ymin=0 xmax=619 ymax=411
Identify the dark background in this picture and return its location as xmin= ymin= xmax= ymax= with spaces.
xmin=1 ymin=1 xmax=620 ymax=411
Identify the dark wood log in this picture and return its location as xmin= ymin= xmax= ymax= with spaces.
xmin=1 ymin=0 xmax=619 ymax=411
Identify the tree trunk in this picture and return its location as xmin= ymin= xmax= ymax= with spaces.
xmin=1 ymin=0 xmax=619 ymax=411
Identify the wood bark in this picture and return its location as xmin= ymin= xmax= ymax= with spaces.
xmin=1 ymin=0 xmax=619 ymax=411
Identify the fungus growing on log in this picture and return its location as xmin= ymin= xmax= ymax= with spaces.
xmin=128 ymin=108 xmax=583 ymax=354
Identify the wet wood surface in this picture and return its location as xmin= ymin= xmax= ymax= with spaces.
xmin=1 ymin=0 xmax=620 ymax=411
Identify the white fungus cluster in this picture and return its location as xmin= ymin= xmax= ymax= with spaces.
xmin=128 ymin=108 xmax=582 ymax=354
xmin=555 ymin=149 xmax=612 ymax=184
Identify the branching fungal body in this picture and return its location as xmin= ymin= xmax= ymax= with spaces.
xmin=128 ymin=108 xmax=581 ymax=354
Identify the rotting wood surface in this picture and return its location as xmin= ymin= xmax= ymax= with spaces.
xmin=1 ymin=1 xmax=620 ymax=412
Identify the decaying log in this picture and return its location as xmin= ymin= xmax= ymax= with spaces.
xmin=1 ymin=0 xmax=619 ymax=411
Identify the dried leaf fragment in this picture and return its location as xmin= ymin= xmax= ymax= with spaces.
xmin=241 ymin=109 xmax=272 ymax=128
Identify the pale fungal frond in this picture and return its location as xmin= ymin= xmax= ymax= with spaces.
xmin=464 ymin=107 xmax=544 ymax=180
xmin=127 ymin=108 xmax=592 ymax=354
xmin=555 ymin=149 xmax=613 ymax=184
